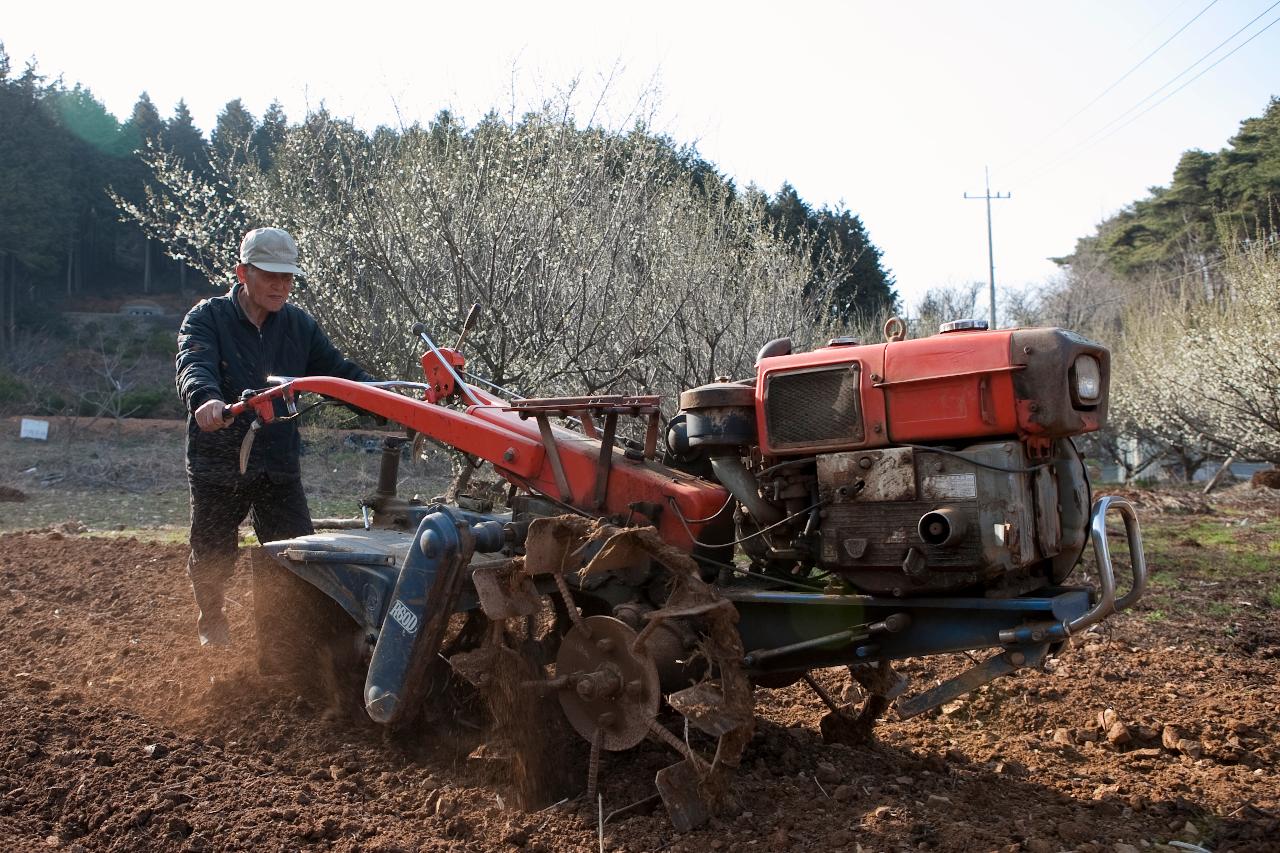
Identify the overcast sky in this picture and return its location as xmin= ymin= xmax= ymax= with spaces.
xmin=5 ymin=1 xmax=1278 ymax=313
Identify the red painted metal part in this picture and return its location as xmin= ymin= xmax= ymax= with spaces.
xmin=880 ymin=329 xmax=1021 ymax=443
xmin=227 ymin=378 xmax=728 ymax=551
xmin=755 ymin=342 xmax=887 ymax=456
xmin=755 ymin=329 xmax=1055 ymax=455
xmin=420 ymin=347 xmax=465 ymax=403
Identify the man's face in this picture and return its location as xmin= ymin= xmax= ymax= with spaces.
xmin=237 ymin=263 xmax=294 ymax=315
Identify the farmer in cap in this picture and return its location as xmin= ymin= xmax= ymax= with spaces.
xmin=175 ymin=227 xmax=373 ymax=646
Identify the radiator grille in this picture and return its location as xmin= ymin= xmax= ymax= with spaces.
xmin=765 ymin=364 xmax=864 ymax=449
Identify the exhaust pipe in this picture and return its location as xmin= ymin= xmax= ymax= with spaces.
xmin=710 ymin=455 xmax=783 ymax=525
xmin=918 ymin=507 xmax=966 ymax=547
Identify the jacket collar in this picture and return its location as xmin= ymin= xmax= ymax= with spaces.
xmin=228 ymin=283 xmax=280 ymax=331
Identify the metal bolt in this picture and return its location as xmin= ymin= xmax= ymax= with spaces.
xmin=1031 ymin=630 xmax=1045 ymax=642
xmin=1028 ymin=403 xmax=1040 ymax=414
xmin=502 ymin=448 xmax=516 ymax=462
xmin=873 ymin=423 xmax=883 ymax=434
xmin=1023 ymin=346 xmax=1033 ymax=355
xmin=858 ymin=457 xmax=872 ymax=470
xmin=596 ymin=637 xmax=615 ymax=654
xmin=870 ymin=373 xmax=881 ymax=382
xmin=1008 ymin=651 xmax=1026 ymax=666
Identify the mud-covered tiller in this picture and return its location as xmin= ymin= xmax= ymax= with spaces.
xmin=226 ymin=312 xmax=1146 ymax=830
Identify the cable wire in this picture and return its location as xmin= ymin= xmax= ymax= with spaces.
xmin=688 ymin=552 xmax=827 ymax=593
xmin=1087 ymin=11 xmax=1280 ymax=149
xmin=667 ymin=495 xmax=831 ymax=549
xmin=1011 ymin=1 xmax=1280 ymax=187
xmin=901 ymin=443 xmax=1053 ymax=474
xmin=999 ymin=0 xmax=1222 ymax=174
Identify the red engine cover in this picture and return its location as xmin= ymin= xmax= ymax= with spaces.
xmin=755 ymin=328 xmax=1105 ymax=455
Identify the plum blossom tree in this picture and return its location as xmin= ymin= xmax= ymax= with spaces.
xmin=118 ymin=97 xmax=847 ymax=409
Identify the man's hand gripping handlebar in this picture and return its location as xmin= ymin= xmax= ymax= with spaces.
xmin=194 ymin=383 xmax=300 ymax=474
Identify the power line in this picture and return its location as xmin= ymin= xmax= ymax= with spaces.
xmin=963 ymin=167 xmax=1011 ymax=328
xmin=999 ymin=0 xmax=1221 ymax=174
xmin=1088 ymin=13 xmax=1280 ymax=149
xmin=1009 ymin=1 xmax=1280 ymax=188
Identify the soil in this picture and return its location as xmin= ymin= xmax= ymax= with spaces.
xmin=1 ymin=489 xmax=1278 ymax=852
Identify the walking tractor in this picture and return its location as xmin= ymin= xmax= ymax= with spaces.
xmin=229 ymin=312 xmax=1147 ymax=829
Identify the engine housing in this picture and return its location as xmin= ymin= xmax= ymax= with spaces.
xmin=813 ymin=439 xmax=1089 ymax=596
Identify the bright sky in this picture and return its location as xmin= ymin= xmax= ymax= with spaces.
xmin=5 ymin=1 xmax=1279 ymax=314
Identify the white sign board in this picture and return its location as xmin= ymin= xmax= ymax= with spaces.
xmin=19 ymin=418 xmax=49 ymax=441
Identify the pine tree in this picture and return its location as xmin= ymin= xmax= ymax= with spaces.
xmin=1067 ymin=97 xmax=1280 ymax=284
xmin=1209 ymin=96 xmax=1280 ymax=236
xmin=212 ymin=98 xmax=256 ymax=168
xmin=253 ymin=99 xmax=288 ymax=171
xmin=118 ymin=94 xmax=166 ymax=294
xmin=120 ymin=92 xmax=163 ymax=155
xmin=765 ymin=184 xmax=897 ymax=323
xmin=817 ymin=208 xmax=897 ymax=322
xmin=43 ymin=83 xmax=129 ymax=295
xmin=0 ymin=52 xmax=75 ymax=346
xmin=163 ymin=98 xmax=210 ymax=177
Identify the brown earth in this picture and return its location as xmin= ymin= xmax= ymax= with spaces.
xmin=1 ymin=494 xmax=1278 ymax=852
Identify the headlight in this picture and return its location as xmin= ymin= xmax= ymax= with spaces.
xmin=1072 ymin=355 xmax=1101 ymax=404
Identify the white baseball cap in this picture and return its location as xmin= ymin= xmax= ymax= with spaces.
xmin=239 ymin=227 xmax=302 ymax=275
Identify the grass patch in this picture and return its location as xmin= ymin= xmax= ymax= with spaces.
xmin=1127 ymin=514 xmax=1279 ymax=588
xmin=1230 ymin=552 xmax=1274 ymax=574
xmin=1183 ymin=521 xmax=1237 ymax=546
xmin=89 ymin=527 xmax=190 ymax=545
xmin=1205 ymin=601 xmax=1237 ymax=619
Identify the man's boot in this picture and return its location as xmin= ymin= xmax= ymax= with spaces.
xmin=192 ymin=581 xmax=230 ymax=647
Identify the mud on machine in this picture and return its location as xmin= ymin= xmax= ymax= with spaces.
xmin=227 ymin=309 xmax=1146 ymax=830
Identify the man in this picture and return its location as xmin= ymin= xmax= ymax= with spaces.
xmin=176 ymin=227 xmax=372 ymax=646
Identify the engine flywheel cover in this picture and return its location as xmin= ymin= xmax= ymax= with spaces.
xmin=556 ymin=615 xmax=660 ymax=750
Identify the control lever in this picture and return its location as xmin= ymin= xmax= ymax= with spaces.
xmin=411 ymin=319 xmax=479 ymax=406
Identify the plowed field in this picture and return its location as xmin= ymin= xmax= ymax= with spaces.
xmin=1 ymin=487 xmax=1278 ymax=852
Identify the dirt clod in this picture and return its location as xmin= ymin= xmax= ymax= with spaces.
xmin=1176 ymin=738 xmax=1204 ymax=759
xmin=815 ymin=761 xmax=841 ymax=784
xmin=1107 ymin=722 xmax=1133 ymax=746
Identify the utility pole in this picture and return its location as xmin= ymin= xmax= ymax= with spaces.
xmin=964 ymin=167 xmax=1010 ymax=328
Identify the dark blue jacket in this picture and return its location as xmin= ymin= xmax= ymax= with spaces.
xmin=176 ymin=285 xmax=372 ymax=483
